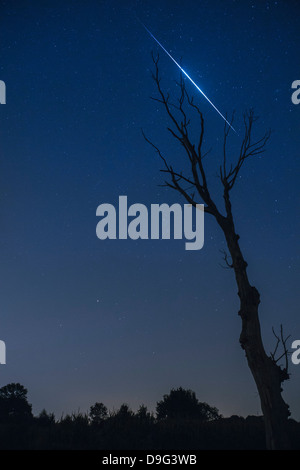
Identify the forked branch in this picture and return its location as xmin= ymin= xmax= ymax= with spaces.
xmin=270 ymin=325 xmax=291 ymax=374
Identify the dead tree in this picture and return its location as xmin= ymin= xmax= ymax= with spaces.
xmin=144 ymin=54 xmax=291 ymax=450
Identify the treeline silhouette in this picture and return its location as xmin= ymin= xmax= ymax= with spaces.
xmin=0 ymin=383 xmax=299 ymax=450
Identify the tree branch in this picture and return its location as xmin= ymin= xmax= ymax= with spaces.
xmin=219 ymin=249 xmax=234 ymax=269
xmin=270 ymin=325 xmax=291 ymax=374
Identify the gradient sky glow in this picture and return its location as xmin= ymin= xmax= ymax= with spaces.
xmin=0 ymin=0 xmax=299 ymax=420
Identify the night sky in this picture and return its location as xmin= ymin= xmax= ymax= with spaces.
xmin=0 ymin=0 xmax=299 ymax=420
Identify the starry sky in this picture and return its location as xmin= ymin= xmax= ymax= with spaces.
xmin=0 ymin=0 xmax=299 ymax=419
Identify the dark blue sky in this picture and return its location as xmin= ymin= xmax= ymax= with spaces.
xmin=0 ymin=0 xmax=299 ymax=419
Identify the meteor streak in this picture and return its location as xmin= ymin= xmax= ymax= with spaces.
xmin=138 ymin=19 xmax=237 ymax=134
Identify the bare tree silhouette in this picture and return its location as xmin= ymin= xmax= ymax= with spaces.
xmin=143 ymin=54 xmax=291 ymax=450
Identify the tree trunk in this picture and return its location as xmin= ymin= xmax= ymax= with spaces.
xmin=220 ymin=217 xmax=291 ymax=450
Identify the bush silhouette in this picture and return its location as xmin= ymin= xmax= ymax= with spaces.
xmin=0 ymin=383 xmax=33 ymax=424
xmin=156 ymin=387 xmax=220 ymax=421
xmin=89 ymin=402 xmax=108 ymax=425
xmin=36 ymin=409 xmax=55 ymax=427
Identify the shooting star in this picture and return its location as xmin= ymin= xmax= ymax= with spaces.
xmin=138 ymin=19 xmax=237 ymax=134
